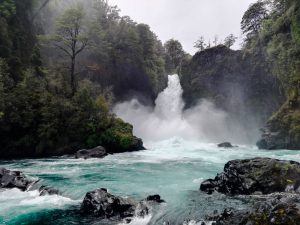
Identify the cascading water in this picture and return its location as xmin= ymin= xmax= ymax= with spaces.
xmin=1 ymin=75 xmax=300 ymax=225
xmin=154 ymin=75 xmax=184 ymax=119
xmin=113 ymin=74 xmax=254 ymax=144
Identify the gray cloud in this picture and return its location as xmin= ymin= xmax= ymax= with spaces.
xmin=109 ymin=0 xmax=257 ymax=54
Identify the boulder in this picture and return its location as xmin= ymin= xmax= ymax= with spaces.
xmin=145 ymin=194 xmax=165 ymax=203
xmin=217 ymin=142 xmax=234 ymax=148
xmin=0 ymin=167 xmax=38 ymax=191
xmin=39 ymin=186 xmax=60 ymax=196
xmin=80 ymin=188 xmax=165 ymax=221
xmin=75 ymin=146 xmax=107 ymax=159
xmin=204 ymin=193 xmax=300 ymax=225
xmin=126 ymin=137 xmax=146 ymax=152
xmin=80 ymin=188 xmax=137 ymax=219
xmin=200 ymin=158 xmax=300 ymax=195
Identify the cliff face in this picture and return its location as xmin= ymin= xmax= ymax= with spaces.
xmin=180 ymin=45 xmax=284 ymax=126
xmin=257 ymin=101 xmax=300 ymax=150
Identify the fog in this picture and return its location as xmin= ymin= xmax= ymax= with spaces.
xmin=109 ymin=0 xmax=257 ymax=54
xmin=114 ymin=75 xmax=260 ymax=145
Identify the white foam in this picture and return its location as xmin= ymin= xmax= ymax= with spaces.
xmin=118 ymin=214 xmax=152 ymax=225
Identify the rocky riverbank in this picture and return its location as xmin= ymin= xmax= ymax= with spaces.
xmin=200 ymin=158 xmax=300 ymax=225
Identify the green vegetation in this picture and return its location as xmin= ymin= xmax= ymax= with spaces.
xmin=243 ymin=0 xmax=300 ymax=148
xmin=0 ymin=0 xmax=155 ymax=158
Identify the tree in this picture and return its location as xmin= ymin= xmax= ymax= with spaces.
xmin=213 ymin=35 xmax=219 ymax=46
xmin=0 ymin=0 xmax=16 ymax=18
xmin=224 ymin=34 xmax=237 ymax=48
xmin=164 ymin=39 xmax=185 ymax=73
xmin=194 ymin=36 xmax=206 ymax=51
xmin=51 ymin=4 xmax=89 ymax=96
xmin=241 ymin=1 xmax=268 ymax=38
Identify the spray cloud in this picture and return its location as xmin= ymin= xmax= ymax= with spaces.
xmin=114 ymin=75 xmax=259 ymax=144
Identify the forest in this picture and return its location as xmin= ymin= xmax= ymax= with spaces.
xmin=1 ymin=0 xmax=300 ymax=157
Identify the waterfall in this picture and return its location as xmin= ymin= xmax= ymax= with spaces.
xmin=154 ymin=75 xmax=184 ymax=119
xmin=113 ymin=74 xmax=256 ymax=144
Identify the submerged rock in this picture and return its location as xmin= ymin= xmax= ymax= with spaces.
xmin=200 ymin=158 xmax=300 ymax=195
xmin=217 ymin=142 xmax=234 ymax=148
xmin=75 ymin=146 xmax=107 ymax=159
xmin=0 ymin=167 xmax=38 ymax=191
xmin=39 ymin=186 xmax=60 ymax=196
xmin=80 ymin=188 xmax=164 ymax=221
xmin=145 ymin=194 xmax=165 ymax=203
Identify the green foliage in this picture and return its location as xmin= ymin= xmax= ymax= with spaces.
xmin=0 ymin=0 xmax=16 ymax=18
xmin=224 ymin=34 xmax=237 ymax=48
xmin=164 ymin=39 xmax=188 ymax=74
xmin=99 ymin=118 xmax=135 ymax=152
xmin=0 ymin=0 xmax=142 ymax=158
xmin=241 ymin=1 xmax=268 ymax=39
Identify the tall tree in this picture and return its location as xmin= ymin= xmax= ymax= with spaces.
xmin=51 ymin=4 xmax=89 ymax=95
xmin=224 ymin=34 xmax=237 ymax=48
xmin=164 ymin=39 xmax=185 ymax=73
xmin=241 ymin=1 xmax=268 ymax=39
xmin=194 ymin=36 xmax=206 ymax=51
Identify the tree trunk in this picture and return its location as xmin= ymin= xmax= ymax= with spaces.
xmin=71 ymin=56 xmax=76 ymax=96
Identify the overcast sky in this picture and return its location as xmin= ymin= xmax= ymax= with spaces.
xmin=108 ymin=0 xmax=257 ymax=54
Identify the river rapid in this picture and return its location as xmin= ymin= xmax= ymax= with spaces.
xmin=1 ymin=140 xmax=300 ymax=225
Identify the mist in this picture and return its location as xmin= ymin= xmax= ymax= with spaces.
xmin=113 ymin=75 xmax=260 ymax=145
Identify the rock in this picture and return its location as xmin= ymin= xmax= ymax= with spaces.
xmin=257 ymin=127 xmax=288 ymax=150
xmin=0 ymin=167 xmax=38 ymax=191
xmin=200 ymin=158 xmax=300 ymax=195
xmin=217 ymin=142 xmax=234 ymax=148
xmin=75 ymin=146 xmax=107 ymax=159
xmin=80 ymin=188 xmax=137 ymax=219
xmin=205 ymin=193 xmax=300 ymax=225
xmin=80 ymin=188 xmax=165 ymax=221
xmin=257 ymin=102 xmax=300 ymax=150
xmin=145 ymin=194 xmax=165 ymax=203
xmin=129 ymin=137 xmax=146 ymax=151
xmin=39 ymin=186 xmax=60 ymax=196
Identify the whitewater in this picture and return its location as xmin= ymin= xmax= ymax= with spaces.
xmin=1 ymin=75 xmax=300 ymax=225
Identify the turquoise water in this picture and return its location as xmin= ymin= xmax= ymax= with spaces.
xmin=1 ymin=138 xmax=300 ymax=225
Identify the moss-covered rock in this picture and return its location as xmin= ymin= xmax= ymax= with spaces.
xmin=200 ymin=158 xmax=300 ymax=195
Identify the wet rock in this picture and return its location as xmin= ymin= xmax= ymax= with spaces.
xmin=200 ymin=158 xmax=300 ymax=195
xmin=75 ymin=146 xmax=107 ymax=159
xmin=0 ymin=167 xmax=38 ymax=191
xmin=39 ymin=185 xmax=60 ymax=196
xmin=205 ymin=193 xmax=300 ymax=225
xmin=217 ymin=142 xmax=234 ymax=148
xmin=80 ymin=188 xmax=137 ymax=219
xmin=145 ymin=194 xmax=165 ymax=203
xmin=256 ymin=127 xmax=288 ymax=150
xmin=80 ymin=188 xmax=165 ymax=221
xmin=129 ymin=137 xmax=146 ymax=151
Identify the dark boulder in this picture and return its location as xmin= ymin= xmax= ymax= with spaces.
xmin=204 ymin=193 xmax=300 ymax=225
xmin=200 ymin=158 xmax=300 ymax=195
xmin=80 ymin=188 xmax=137 ymax=219
xmin=217 ymin=142 xmax=234 ymax=148
xmin=130 ymin=137 xmax=146 ymax=151
xmin=80 ymin=189 xmax=165 ymax=221
xmin=39 ymin=186 xmax=60 ymax=196
xmin=0 ymin=167 xmax=38 ymax=191
xmin=145 ymin=194 xmax=165 ymax=203
xmin=75 ymin=146 xmax=107 ymax=159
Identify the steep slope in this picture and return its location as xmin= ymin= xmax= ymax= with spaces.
xmin=180 ymin=45 xmax=284 ymax=129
